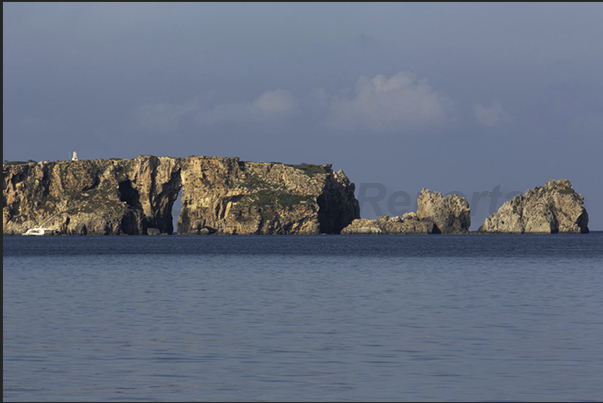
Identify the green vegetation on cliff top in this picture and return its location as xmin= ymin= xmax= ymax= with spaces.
xmin=285 ymin=163 xmax=326 ymax=177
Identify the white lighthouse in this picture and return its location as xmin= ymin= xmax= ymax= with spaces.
xmin=72 ymin=151 xmax=78 ymax=161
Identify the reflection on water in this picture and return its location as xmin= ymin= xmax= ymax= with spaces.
xmin=4 ymin=234 xmax=603 ymax=401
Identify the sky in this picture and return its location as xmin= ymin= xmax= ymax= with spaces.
xmin=4 ymin=2 xmax=603 ymax=230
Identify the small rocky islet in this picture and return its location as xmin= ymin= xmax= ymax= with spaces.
xmin=342 ymin=179 xmax=589 ymax=234
xmin=3 ymin=156 xmax=589 ymax=235
xmin=478 ymin=179 xmax=589 ymax=234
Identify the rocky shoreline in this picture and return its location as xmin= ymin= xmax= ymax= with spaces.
xmin=3 ymin=156 xmax=589 ymax=235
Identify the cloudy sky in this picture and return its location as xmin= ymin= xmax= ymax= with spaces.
xmin=4 ymin=3 xmax=603 ymax=230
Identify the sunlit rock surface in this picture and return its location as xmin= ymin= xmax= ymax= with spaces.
xmin=341 ymin=212 xmax=437 ymax=234
xmin=479 ymin=179 xmax=589 ymax=233
xmin=3 ymin=156 xmax=359 ymax=235
xmin=177 ymin=158 xmax=359 ymax=235
xmin=342 ymin=189 xmax=470 ymax=234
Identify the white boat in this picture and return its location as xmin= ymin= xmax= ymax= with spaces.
xmin=23 ymin=227 xmax=49 ymax=236
xmin=23 ymin=211 xmax=62 ymax=236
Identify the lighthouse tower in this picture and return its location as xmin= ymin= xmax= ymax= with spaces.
xmin=72 ymin=151 xmax=78 ymax=161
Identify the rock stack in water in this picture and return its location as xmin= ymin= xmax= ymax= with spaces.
xmin=478 ymin=179 xmax=589 ymax=233
xmin=341 ymin=189 xmax=470 ymax=234
xmin=416 ymin=188 xmax=471 ymax=234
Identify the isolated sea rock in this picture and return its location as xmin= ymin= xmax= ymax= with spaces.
xmin=416 ymin=188 xmax=471 ymax=234
xmin=341 ymin=212 xmax=437 ymax=234
xmin=3 ymin=156 xmax=359 ymax=235
xmin=341 ymin=189 xmax=470 ymax=235
xmin=478 ymin=179 xmax=589 ymax=234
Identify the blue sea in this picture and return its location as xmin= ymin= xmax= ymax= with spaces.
xmin=4 ymin=233 xmax=603 ymax=402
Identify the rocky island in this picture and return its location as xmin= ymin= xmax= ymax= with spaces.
xmin=3 ymin=156 xmax=359 ymax=235
xmin=478 ymin=179 xmax=589 ymax=233
xmin=3 ymin=156 xmax=590 ymax=235
xmin=341 ymin=189 xmax=471 ymax=234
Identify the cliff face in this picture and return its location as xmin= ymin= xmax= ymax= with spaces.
xmin=3 ymin=156 xmax=181 ymax=235
xmin=478 ymin=179 xmax=589 ymax=233
xmin=177 ymin=158 xmax=359 ymax=235
xmin=341 ymin=189 xmax=470 ymax=234
xmin=3 ymin=156 xmax=359 ymax=235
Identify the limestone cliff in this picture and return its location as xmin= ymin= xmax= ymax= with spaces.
xmin=177 ymin=158 xmax=359 ymax=235
xmin=341 ymin=189 xmax=470 ymax=234
xmin=3 ymin=156 xmax=359 ymax=235
xmin=3 ymin=156 xmax=181 ymax=235
xmin=478 ymin=179 xmax=589 ymax=234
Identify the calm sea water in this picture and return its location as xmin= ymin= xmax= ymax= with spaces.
xmin=4 ymin=233 xmax=603 ymax=402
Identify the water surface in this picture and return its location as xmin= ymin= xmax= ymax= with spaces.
xmin=4 ymin=234 xmax=603 ymax=401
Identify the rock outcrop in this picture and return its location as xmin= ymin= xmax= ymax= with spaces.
xmin=478 ymin=179 xmax=588 ymax=233
xmin=177 ymin=158 xmax=359 ymax=235
xmin=3 ymin=156 xmax=181 ymax=235
xmin=416 ymin=188 xmax=471 ymax=234
xmin=341 ymin=212 xmax=437 ymax=234
xmin=3 ymin=156 xmax=359 ymax=235
xmin=341 ymin=189 xmax=470 ymax=234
